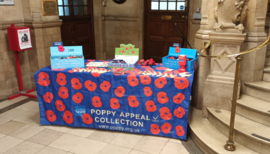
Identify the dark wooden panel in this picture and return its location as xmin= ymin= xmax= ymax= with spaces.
xmin=149 ymin=21 xmax=166 ymax=38
xmin=74 ymin=21 xmax=91 ymax=39
xmin=167 ymin=21 xmax=186 ymax=39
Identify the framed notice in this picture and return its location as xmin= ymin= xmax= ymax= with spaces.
xmin=42 ymin=0 xmax=58 ymax=16
xmin=0 ymin=0 xmax=15 ymax=5
xmin=17 ymin=29 xmax=32 ymax=50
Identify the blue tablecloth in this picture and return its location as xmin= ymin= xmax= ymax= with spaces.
xmin=34 ymin=60 xmax=194 ymax=140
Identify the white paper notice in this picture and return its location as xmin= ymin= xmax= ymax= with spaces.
xmin=17 ymin=29 xmax=32 ymax=50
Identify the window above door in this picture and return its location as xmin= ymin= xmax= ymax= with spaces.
xmin=151 ymin=0 xmax=186 ymax=11
xmin=58 ymin=0 xmax=89 ymax=16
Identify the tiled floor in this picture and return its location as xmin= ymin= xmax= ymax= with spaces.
xmin=0 ymin=93 xmax=203 ymax=154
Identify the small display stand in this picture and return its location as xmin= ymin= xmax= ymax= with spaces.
xmin=7 ymin=24 xmax=37 ymax=100
xmin=108 ymin=44 xmax=139 ymax=69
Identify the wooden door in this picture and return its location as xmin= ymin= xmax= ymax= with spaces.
xmin=144 ymin=0 xmax=189 ymax=62
xmin=57 ymin=0 xmax=95 ymax=59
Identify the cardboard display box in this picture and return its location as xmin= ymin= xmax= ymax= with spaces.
xmin=162 ymin=47 xmax=198 ymax=71
xmin=50 ymin=46 xmax=85 ymax=69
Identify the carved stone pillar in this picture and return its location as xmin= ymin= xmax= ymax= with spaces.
xmin=202 ymin=32 xmax=246 ymax=116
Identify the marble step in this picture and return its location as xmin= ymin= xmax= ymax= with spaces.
xmin=189 ymin=108 xmax=255 ymax=154
xmin=207 ymin=107 xmax=270 ymax=154
xmin=243 ymin=81 xmax=270 ymax=102
xmin=266 ymin=57 xmax=270 ymax=66
xmin=237 ymin=94 xmax=270 ymax=126
xmin=264 ymin=66 xmax=270 ymax=82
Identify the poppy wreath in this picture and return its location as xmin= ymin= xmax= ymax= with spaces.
xmin=139 ymin=75 xmax=151 ymax=85
xmin=38 ymin=72 xmax=50 ymax=86
xmin=173 ymin=93 xmax=185 ymax=104
xmin=92 ymin=96 xmax=102 ymax=108
xmin=174 ymin=77 xmax=189 ymax=89
xmin=91 ymin=72 xmax=101 ymax=77
xmin=176 ymin=125 xmax=185 ymax=136
xmin=154 ymin=77 xmax=167 ymax=89
xmin=128 ymin=95 xmax=139 ymax=108
xmin=155 ymin=67 xmax=169 ymax=70
xmin=59 ymin=87 xmax=69 ymax=99
xmin=100 ymin=81 xmax=111 ymax=92
xmin=145 ymin=100 xmax=156 ymax=112
xmin=84 ymin=80 xmax=97 ymax=92
xmin=174 ymin=107 xmax=185 ymax=118
xmin=114 ymin=86 xmax=125 ymax=97
xmin=110 ymin=98 xmax=120 ymax=109
xmin=43 ymin=92 xmax=54 ymax=103
xmin=63 ymin=110 xmax=73 ymax=124
xmin=127 ymin=75 xmax=139 ymax=87
xmin=71 ymin=78 xmax=82 ymax=90
xmin=159 ymin=107 xmax=172 ymax=120
xmin=161 ymin=123 xmax=172 ymax=134
xmin=56 ymin=73 xmax=67 ymax=86
xmin=82 ymin=113 xmax=93 ymax=125
xmin=143 ymin=87 xmax=153 ymax=97
xmin=157 ymin=92 xmax=169 ymax=104
xmin=55 ymin=100 xmax=66 ymax=111
xmin=150 ymin=124 xmax=160 ymax=135
xmin=72 ymin=92 xmax=84 ymax=104
xmin=46 ymin=110 xmax=56 ymax=122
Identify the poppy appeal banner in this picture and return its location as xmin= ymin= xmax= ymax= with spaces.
xmin=34 ymin=60 xmax=194 ymax=140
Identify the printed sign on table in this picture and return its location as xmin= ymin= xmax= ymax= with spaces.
xmin=17 ymin=29 xmax=32 ymax=50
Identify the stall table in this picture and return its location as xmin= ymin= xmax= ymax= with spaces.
xmin=34 ymin=60 xmax=194 ymax=140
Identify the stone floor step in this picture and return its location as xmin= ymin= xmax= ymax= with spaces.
xmin=207 ymin=107 xmax=270 ymax=154
xmin=266 ymin=57 xmax=270 ymax=66
xmin=189 ymin=108 xmax=255 ymax=154
xmin=243 ymin=81 xmax=270 ymax=102
xmin=237 ymin=94 xmax=270 ymax=126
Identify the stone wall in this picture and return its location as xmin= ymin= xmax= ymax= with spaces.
xmin=0 ymin=0 xmax=62 ymax=99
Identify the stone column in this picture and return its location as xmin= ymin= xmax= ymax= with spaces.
xmin=202 ymin=32 xmax=246 ymax=116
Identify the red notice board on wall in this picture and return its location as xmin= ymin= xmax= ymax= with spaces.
xmin=7 ymin=24 xmax=32 ymax=51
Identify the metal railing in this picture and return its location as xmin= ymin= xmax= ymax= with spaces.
xmin=198 ymin=30 xmax=270 ymax=151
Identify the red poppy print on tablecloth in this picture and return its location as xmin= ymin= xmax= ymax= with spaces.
xmin=82 ymin=113 xmax=93 ymax=125
xmin=157 ymin=92 xmax=169 ymax=104
xmin=143 ymin=87 xmax=153 ymax=97
xmin=128 ymin=95 xmax=139 ymax=108
xmin=145 ymin=100 xmax=156 ymax=112
xmin=176 ymin=125 xmax=185 ymax=136
xmin=174 ymin=107 xmax=185 ymax=118
xmin=88 ymin=59 xmax=96 ymax=61
xmin=155 ymin=77 xmax=167 ymax=89
xmin=174 ymin=77 xmax=189 ymax=89
xmin=59 ymin=87 xmax=69 ymax=99
xmin=127 ymin=75 xmax=139 ymax=87
xmin=161 ymin=123 xmax=172 ymax=134
xmin=173 ymin=93 xmax=185 ymax=104
xmin=55 ymin=100 xmax=66 ymax=111
xmin=115 ymin=86 xmax=125 ymax=97
xmin=155 ymin=67 xmax=169 ymax=70
xmin=91 ymin=72 xmax=100 ymax=77
xmin=110 ymin=98 xmax=120 ymax=109
xmin=72 ymin=92 xmax=84 ymax=104
xmin=52 ymin=68 xmax=66 ymax=71
xmin=100 ymin=81 xmax=111 ymax=92
xmin=63 ymin=110 xmax=73 ymax=124
xmin=38 ymin=72 xmax=50 ymax=86
xmin=84 ymin=80 xmax=97 ymax=92
xmin=46 ymin=110 xmax=56 ymax=122
xmin=139 ymin=75 xmax=151 ymax=85
xmin=71 ymin=78 xmax=82 ymax=90
xmin=56 ymin=73 xmax=67 ymax=86
xmin=68 ymin=70 xmax=74 ymax=73
xmin=92 ymin=96 xmax=102 ymax=108
xmin=43 ymin=92 xmax=53 ymax=103
xmin=159 ymin=107 xmax=172 ymax=120
xmin=150 ymin=124 xmax=160 ymax=135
